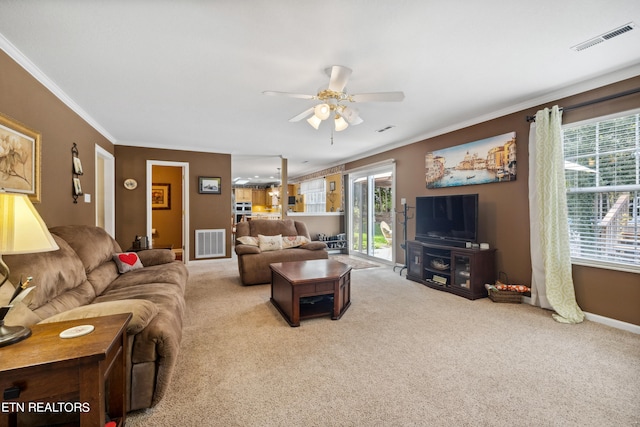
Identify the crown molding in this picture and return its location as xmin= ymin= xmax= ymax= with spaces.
xmin=0 ymin=33 xmax=117 ymax=143
xmin=340 ymin=63 xmax=640 ymax=166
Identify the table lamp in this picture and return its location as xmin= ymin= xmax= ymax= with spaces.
xmin=0 ymin=191 xmax=59 ymax=347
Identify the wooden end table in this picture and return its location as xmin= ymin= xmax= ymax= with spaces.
xmin=270 ymin=259 xmax=351 ymax=327
xmin=0 ymin=313 xmax=131 ymax=427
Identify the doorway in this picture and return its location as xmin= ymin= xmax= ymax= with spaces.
xmin=146 ymin=161 xmax=189 ymax=263
xmin=95 ymin=145 xmax=115 ymax=236
xmin=348 ymin=162 xmax=395 ymax=263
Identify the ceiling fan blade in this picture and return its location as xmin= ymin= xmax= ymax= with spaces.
xmin=263 ymin=91 xmax=315 ymax=100
xmin=288 ymin=107 xmax=314 ymax=122
xmin=328 ymin=65 xmax=352 ymax=92
xmin=351 ymin=91 xmax=405 ymax=102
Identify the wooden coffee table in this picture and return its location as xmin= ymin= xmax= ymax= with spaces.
xmin=270 ymin=259 xmax=351 ymax=327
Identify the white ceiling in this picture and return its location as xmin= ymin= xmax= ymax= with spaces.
xmin=1 ymin=1 xmax=640 ymax=186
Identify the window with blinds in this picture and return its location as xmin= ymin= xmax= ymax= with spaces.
xmin=300 ymin=178 xmax=326 ymax=213
xmin=563 ymin=109 xmax=640 ymax=272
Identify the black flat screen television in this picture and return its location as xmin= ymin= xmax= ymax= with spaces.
xmin=415 ymin=194 xmax=478 ymax=247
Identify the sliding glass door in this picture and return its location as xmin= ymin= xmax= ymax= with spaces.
xmin=348 ymin=163 xmax=395 ymax=262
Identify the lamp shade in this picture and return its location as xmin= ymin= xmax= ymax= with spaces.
xmin=0 ymin=192 xmax=59 ymax=254
xmin=307 ymin=114 xmax=322 ymax=130
xmin=334 ymin=115 xmax=349 ymax=132
xmin=341 ymin=106 xmax=360 ymax=124
xmin=314 ymin=103 xmax=331 ymax=120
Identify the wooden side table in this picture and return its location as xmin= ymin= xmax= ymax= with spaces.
xmin=0 ymin=313 xmax=131 ymax=427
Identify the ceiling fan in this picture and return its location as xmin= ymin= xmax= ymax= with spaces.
xmin=263 ymin=65 xmax=404 ymax=132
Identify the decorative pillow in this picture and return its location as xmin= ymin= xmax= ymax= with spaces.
xmin=112 ymin=252 xmax=144 ymax=273
xmin=237 ymin=236 xmax=259 ymax=246
xmin=282 ymin=235 xmax=311 ymax=249
xmin=258 ymin=234 xmax=283 ymax=252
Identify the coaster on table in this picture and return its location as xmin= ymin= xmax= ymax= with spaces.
xmin=59 ymin=324 xmax=95 ymax=339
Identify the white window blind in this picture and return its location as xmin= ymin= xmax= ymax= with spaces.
xmin=563 ymin=110 xmax=640 ymax=271
xmin=300 ymin=178 xmax=326 ymax=213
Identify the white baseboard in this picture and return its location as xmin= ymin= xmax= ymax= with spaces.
xmin=523 ymin=297 xmax=640 ymax=334
xmin=583 ymin=312 xmax=640 ymax=335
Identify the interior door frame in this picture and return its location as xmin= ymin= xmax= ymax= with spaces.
xmin=146 ymin=160 xmax=190 ymax=264
xmin=95 ymin=144 xmax=115 ymax=236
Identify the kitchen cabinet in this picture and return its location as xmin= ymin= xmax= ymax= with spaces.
xmin=252 ymin=188 xmax=267 ymax=206
xmin=235 ymin=188 xmax=252 ymax=202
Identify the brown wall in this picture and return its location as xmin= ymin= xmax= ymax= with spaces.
xmin=0 ymin=50 xmax=114 ymax=226
xmin=347 ymin=75 xmax=640 ymax=326
xmin=114 ymin=146 xmax=232 ymax=260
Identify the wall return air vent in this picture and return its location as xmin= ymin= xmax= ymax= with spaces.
xmin=571 ymin=22 xmax=635 ymax=51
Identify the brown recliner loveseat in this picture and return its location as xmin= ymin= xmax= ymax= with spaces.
xmin=235 ymin=219 xmax=328 ymax=285
xmin=2 ymin=225 xmax=188 ymax=412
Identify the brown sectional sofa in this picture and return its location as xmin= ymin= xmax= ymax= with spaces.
xmin=2 ymin=225 xmax=188 ymax=411
xmin=235 ymin=219 xmax=328 ymax=285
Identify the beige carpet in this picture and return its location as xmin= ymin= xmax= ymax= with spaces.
xmin=329 ymin=253 xmax=382 ymax=269
xmin=127 ymin=259 xmax=640 ymax=426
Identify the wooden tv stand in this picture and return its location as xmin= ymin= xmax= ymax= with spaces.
xmin=406 ymin=240 xmax=495 ymax=300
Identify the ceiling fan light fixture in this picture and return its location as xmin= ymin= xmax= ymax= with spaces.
xmin=351 ymin=116 xmax=364 ymax=125
xmin=307 ymin=114 xmax=322 ymax=129
xmin=334 ymin=115 xmax=348 ymax=132
xmin=314 ymin=103 xmax=331 ymax=120
xmin=341 ymin=106 xmax=360 ymax=123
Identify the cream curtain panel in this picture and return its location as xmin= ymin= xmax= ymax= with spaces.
xmin=528 ymin=106 xmax=584 ymax=324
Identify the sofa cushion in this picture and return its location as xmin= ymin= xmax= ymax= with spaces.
xmin=249 ymin=219 xmax=298 ymax=237
xmin=50 ymin=225 xmax=122 ymax=272
xmin=38 ymin=299 xmax=159 ymax=335
xmin=113 ymin=252 xmax=144 ymax=273
xmin=50 ymin=225 xmax=122 ymax=295
xmin=258 ymin=234 xmax=282 ymax=251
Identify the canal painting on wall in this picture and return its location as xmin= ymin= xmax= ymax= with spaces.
xmin=426 ymin=131 xmax=516 ymax=189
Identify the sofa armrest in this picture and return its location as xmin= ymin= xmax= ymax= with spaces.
xmin=302 ymin=242 xmax=328 ymax=250
xmin=235 ymin=245 xmax=261 ymax=255
xmin=137 ymin=249 xmax=175 ymax=266
xmin=38 ymin=299 xmax=159 ymax=335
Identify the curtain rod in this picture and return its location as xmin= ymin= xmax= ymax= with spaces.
xmin=525 ymin=87 xmax=640 ymax=122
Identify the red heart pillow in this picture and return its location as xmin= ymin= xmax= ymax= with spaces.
xmin=119 ymin=253 xmax=139 ymax=266
xmin=113 ymin=252 xmax=143 ymax=273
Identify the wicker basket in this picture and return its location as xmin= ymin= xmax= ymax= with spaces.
xmin=488 ymin=288 xmax=522 ymax=303
xmin=487 ymin=272 xmax=523 ymax=304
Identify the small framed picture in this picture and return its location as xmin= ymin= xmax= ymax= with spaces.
xmin=73 ymin=156 xmax=83 ymax=175
xmin=73 ymin=177 xmax=83 ymax=195
xmin=152 ymin=183 xmax=171 ymax=209
xmin=329 ymin=181 xmax=336 ymax=192
xmin=199 ymin=177 xmax=221 ymax=194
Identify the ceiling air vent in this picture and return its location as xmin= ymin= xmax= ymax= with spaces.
xmin=571 ymin=22 xmax=635 ymax=51
xmin=376 ymin=125 xmax=395 ymax=133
